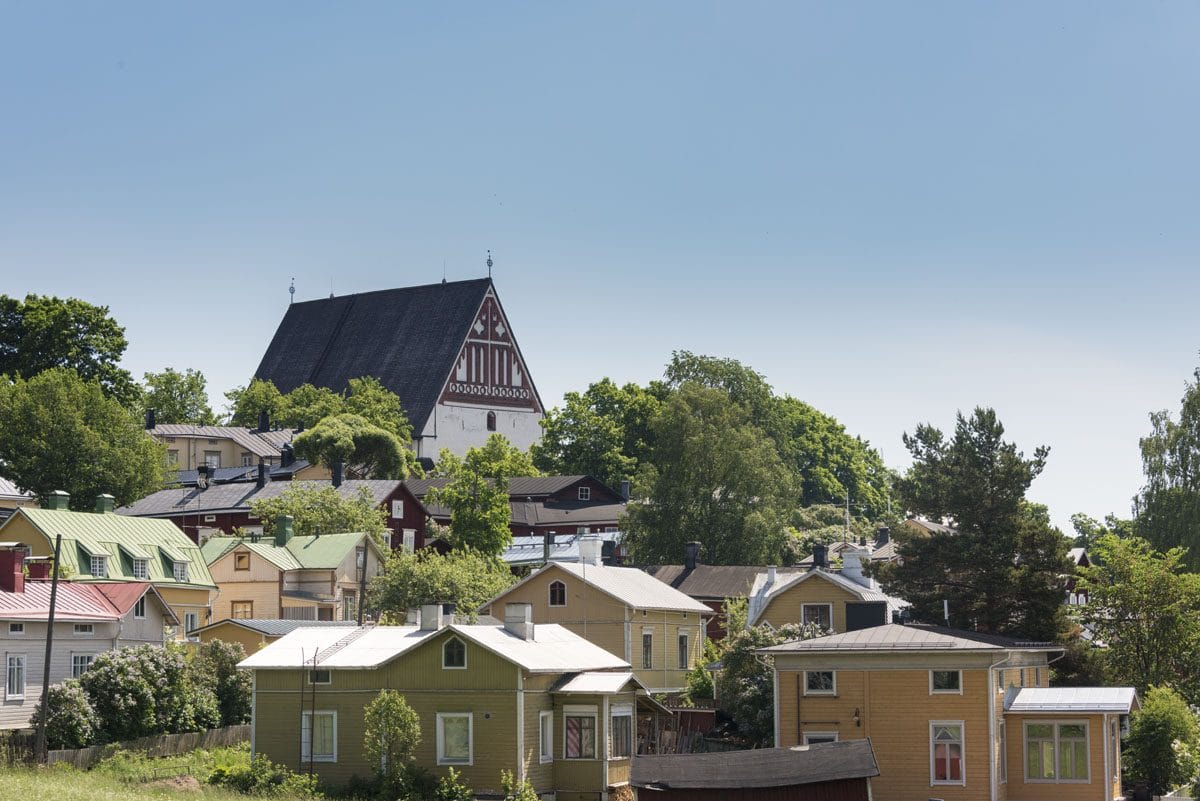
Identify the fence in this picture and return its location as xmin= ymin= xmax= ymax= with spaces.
xmin=45 ymin=724 xmax=250 ymax=769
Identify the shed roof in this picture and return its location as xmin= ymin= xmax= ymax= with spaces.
xmin=553 ymin=671 xmax=636 ymax=694
xmin=1005 ymin=687 xmax=1137 ymax=713
xmin=761 ymin=624 xmax=1061 ymax=654
xmin=632 ymin=739 xmax=879 ymax=790
xmin=487 ymin=561 xmax=710 ymax=614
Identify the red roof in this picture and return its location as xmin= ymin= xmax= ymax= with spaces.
xmin=0 ymin=580 xmax=153 ymax=622
xmin=92 ymin=582 xmax=153 ymax=616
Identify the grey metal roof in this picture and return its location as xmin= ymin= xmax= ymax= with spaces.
xmin=196 ymin=618 xmax=358 ymax=637
xmin=151 ymin=424 xmax=295 ymax=458
xmin=0 ymin=477 xmax=33 ymax=500
xmin=173 ymin=461 xmax=315 ymax=487
xmin=499 ymin=532 xmax=624 ymax=567
xmin=761 ymin=624 xmax=1061 ymax=653
xmin=405 ymin=475 xmax=599 ymax=500
xmin=632 ymin=739 xmax=879 ymax=790
xmin=117 ymin=479 xmax=402 ymax=517
xmin=644 ymin=564 xmax=804 ymax=600
xmin=253 ymin=278 xmax=500 ymax=432
xmin=488 ymin=561 xmax=710 ymax=613
xmin=1005 ymin=687 xmax=1137 ymax=713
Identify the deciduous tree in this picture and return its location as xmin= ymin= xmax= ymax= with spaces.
xmin=142 ymin=368 xmax=217 ymax=425
xmin=293 ymin=413 xmax=414 ymax=479
xmin=250 ymin=483 xmax=388 ymax=542
xmin=363 ymin=690 xmax=420 ymax=784
xmin=369 ymin=548 xmax=515 ymax=621
xmin=429 ymin=435 xmax=534 ymax=554
xmin=1124 ymin=686 xmax=1200 ymax=796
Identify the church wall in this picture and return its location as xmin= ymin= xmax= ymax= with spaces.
xmin=419 ymin=403 xmax=543 ymax=458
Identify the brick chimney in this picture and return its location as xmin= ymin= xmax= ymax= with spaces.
xmin=811 ymin=542 xmax=828 ymax=570
xmin=144 ymin=408 xmax=156 ymax=430
xmin=0 ymin=547 xmax=24 ymax=593
xmin=26 ymin=559 xmax=51 ymax=581
xmin=258 ymin=409 xmax=270 ymax=432
xmin=332 ymin=462 xmax=344 ymax=488
xmin=257 ymin=459 xmax=270 ymax=489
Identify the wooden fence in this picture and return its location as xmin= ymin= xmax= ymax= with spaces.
xmin=45 ymin=724 xmax=250 ymax=769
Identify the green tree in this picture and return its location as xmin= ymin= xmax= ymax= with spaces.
xmin=0 ymin=293 xmax=138 ymax=406
xmin=293 ymin=413 xmax=414 ymax=479
xmin=1076 ymin=534 xmax=1200 ymax=700
xmin=193 ymin=639 xmax=252 ymax=726
xmin=624 ymin=384 xmax=796 ymax=565
xmin=500 ymin=770 xmax=538 ymax=801
xmin=369 ymin=548 xmax=515 ymax=621
xmin=30 ymin=679 xmax=96 ymax=749
xmin=344 ymin=376 xmax=415 ymax=441
xmin=142 ymin=368 xmax=217 ymax=425
xmin=429 ymin=435 xmax=533 ymax=555
xmin=435 ymin=768 xmax=475 ymax=801
xmin=876 ymin=408 xmax=1069 ymax=640
xmin=281 ymin=383 xmax=346 ymax=429
xmin=249 ymin=483 xmax=388 ymax=542
xmin=363 ymin=690 xmax=421 ymax=784
xmin=1070 ymin=513 xmax=1134 ymax=552
xmin=1124 ymin=686 xmax=1200 ymax=796
xmin=0 ymin=368 xmax=168 ymax=509
xmin=224 ymin=378 xmax=287 ymax=427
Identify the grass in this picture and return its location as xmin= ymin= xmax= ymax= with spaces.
xmin=0 ymin=743 xmax=313 ymax=801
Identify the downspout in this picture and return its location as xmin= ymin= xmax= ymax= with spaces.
xmin=1103 ymin=712 xmax=1110 ymax=801
xmin=623 ymin=606 xmax=631 ymax=664
xmin=516 ymin=671 xmax=525 ymax=783
xmin=250 ymin=671 xmax=257 ymax=763
xmin=602 ymin=694 xmax=610 ymax=792
xmin=987 ymin=653 xmax=1017 ymax=801
xmin=772 ymin=666 xmax=781 ymax=747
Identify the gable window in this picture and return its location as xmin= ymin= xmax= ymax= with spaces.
xmin=173 ymin=561 xmax=189 ymax=583
xmin=132 ymin=559 xmax=148 ymax=579
xmin=8 ymin=624 xmax=22 ymax=635
xmin=442 ymin=637 xmax=466 ymax=669
xmin=486 ymin=411 xmax=497 ymax=431
xmin=577 ymin=486 xmax=591 ymax=501
xmin=355 ymin=547 xmax=366 ymax=582
xmin=1025 ymin=721 xmax=1088 ymax=782
xmin=308 ymin=669 xmax=331 ymax=685
xmin=539 ymin=710 xmax=554 ymax=763
xmin=677 ymin=631 xmax=690 ymax=670
xmin=610 ymin=704 xmax=633 ymax=759
xmin=642 ymin=630 xmax=653 ymax=669
xmin=804 ymin=670 xmax=836 ymax=696
xmin=231 ymin=601 xmax=253 ymax=620
xmin=564 ymin=707 xmax=597 ymax=759
xmin=241 ymin=452 xmax=253 ymax=467
xmin=234 ymin=552 xmax=250 ymax=571
xmin=801 ymin=603 xmax=833 ymax=631
xmin=437 ymin=712 xmax=472 ymax=765
xmin=301 ymin=710 xmax=337 ymax=762
xmin=71 ymin=654 xmax=94 ymax=678
xmin=134 ymin=596 xmax=146 ymax=619
xmin=931 ymin=670 xmax=962 ymax=694
xmin=930 ymin=721 xmax=965 ymax=785
xmin=90 ymin=555 xmax=107 ymax=578
xmin=6 ymin=654 xmax=24 ymax=699
xmin=73 ymin=624 xmax=94 ymax=636
xmin=549 ymin=581 xmax=566 ymax=607
xmin=804 ymin=732 xmax=839 ymax=745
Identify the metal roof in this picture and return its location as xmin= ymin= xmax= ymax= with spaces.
xmin=0 ymin=580 xmax=162 ymax=622
xmin=201 ymin=531 xmax=384 ymax=571
xmin=116 ymin=479 xmax=403 ymax=517
xmin=632 ymin=739 xmax=880 ymax=790
xmin=0 ymin=477 xmax=33 ymax=501
xmin=194 ymin=618 xmax=358 ymax=638
xmin=499 ymin=532 xmax=623 ymax=567
xmin=644 ymin=564 xmax=804 ymax=600
xmin=748 ymin=568 xmax=906 ymax=626
xmin=151 ymin=424 xmax=296 ymax=458
xmin=1005 ymin=687 xmax=1137 ymax=713
xmin=761 ymin=623 xmax=1061 ymax=654
xmin=554 ymin=671 xmax=636 ymax=694
xmin=489 ymin=561 xmax=710 ymax=614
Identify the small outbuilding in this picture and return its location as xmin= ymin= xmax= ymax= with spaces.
xmin=631 ymin=738 xmax=879 ymax=800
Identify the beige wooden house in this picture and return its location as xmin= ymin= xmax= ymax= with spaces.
xmin=241 ymin=604 xmax=659 ymax=799
xmin=762 ymin=624 xmax=1137 ymax=801
xmin=480 ymin=538 xmax=711 ymax=693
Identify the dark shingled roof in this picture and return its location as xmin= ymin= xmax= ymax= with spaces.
xmin=632 ymin=739 xmax=879 ymax=790
xmin=254 ymin=278 xmax=494 ymax=431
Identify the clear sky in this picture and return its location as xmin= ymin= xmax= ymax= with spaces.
xmin=2 ymin=3 xmax=1198 ymax=532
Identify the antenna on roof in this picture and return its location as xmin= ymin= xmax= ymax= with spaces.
xmin=289 ymin=277 xmax=295 ymax=305
xmin=486 ymin=250 xmax=493 ymax=278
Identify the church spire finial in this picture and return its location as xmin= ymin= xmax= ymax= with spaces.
xmin=486 ymin=250 xmax=493 ymax=279
xmin=289 ymin=277 xmax=295 ymax=305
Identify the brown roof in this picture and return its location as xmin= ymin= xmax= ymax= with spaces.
xmin=632 ymin=739 xmax=879 ymax=790
xmin=644 ymin=564 xmax=804 ymax=600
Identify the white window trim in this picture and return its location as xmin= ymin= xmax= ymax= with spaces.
xmin=539 ymin=710 xmax=554 ymax=763
xmin=71 ymin=653 xmax=94 ymax=678
xmin=134 ymin=596 xmax=147 ymax=619
xmin=8 ymin=623 xmax=23 ymax=636
xmin=307 ymin=669 xmax=332 ymax=685
xmin=804 ymin=731 xmax=840 ymax=745
xmin=563 ymin=705 xmax=599 ymax=761
xmin=1023 ymin=719 xmax=1090 ymax=784
xmin=73 ymin=623 xmax=94 ymax=636
xmin=803 ymin=670 xmax=836 ymax=696
xmin=801 ymin=603 xmax=834 ymax=631
xmin=90 ymin=555 xmax=107 ymax=578
xmin=677 ymin=630 xmax=690 ymax=670
xmin=436 ymin=712 xmax=473 ymax=765
xmin=610 ymin=703 xmax=634 ymax=760
xmin=930 ymin=669 xmax=963 ymax=694
xmin=6 ymin=654 xmax=25 ymax=700
xmin=641 ymin=629 xmax=653 ymax=670
xmin=132 ymin=559 xmax=148 ymax=580
xmin=930 ymin=720 xmax=966 ymax=786
xmin=549 ymin=580 xmax=567 ymax=607
xmin=173 ymin=561 xmax=189 ymax=583
xmin=578 ymin=486 xmax=591 ymax=501
xmin=301 ymin=709 xmax=337 ymax=763
xmin=441 ymin=637 xmax=467 ymax=670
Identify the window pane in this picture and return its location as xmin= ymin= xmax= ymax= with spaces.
xmin=566 ymin=715 xmax=595 ymax=758
xmin=314 ymin=714 xmax=334 ymax=756
xmin=442 ymin=716 xmax=470 ymax=760
xmin=611 ymin=714 xmax=632 ymax=758
xmin=934 ymin=725 xmax=961 ymax=740
xmin=1027 ymin=723 xmax=1053 ymax=738
xmin=932 ymin=671 xmax=960 ymax=691
xmin=806 ymin=671 xmax=834 ymax=692
xmin=1059 ymin=724 xmax=1085 ymax=738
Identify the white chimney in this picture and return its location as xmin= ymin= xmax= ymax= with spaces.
xmin=419 ymin=604 xmax=446 ymax=631
xmin=578 ymin=534 xmax=603 ymax=566
xmin=767 ymin=565 xmax=777 ymax=586
xmin=504 ymin=602 xmax=535 ymax=641
xmin=841 ymin=548 xmax=870 ymax=588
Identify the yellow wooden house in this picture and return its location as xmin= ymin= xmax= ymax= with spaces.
xmin=762 ymin=624 xmax=1137 ymax=801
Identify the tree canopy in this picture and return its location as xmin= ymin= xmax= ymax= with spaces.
xmin=142 ymin=368 xmax=217 ymax=425
xmin=293 ymin=413 xmax=416 ymax=479
xmin=0 ymin=368 xmax=167 ymax=508
xmin=249 ymin=483 xmax=388 ymax=543
xmin=225 ymin=376 xmax=415 ymax=441
xmin=428 ymin=434 xmax=535 ymax=555
xmin=369 ymin=548 xmax=515 ymax=622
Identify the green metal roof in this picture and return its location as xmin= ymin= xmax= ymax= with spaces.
xmin=201 ymin=531 xmax=382 ymax=571
xmin=2 ymin=508 xmax=216 ymax=590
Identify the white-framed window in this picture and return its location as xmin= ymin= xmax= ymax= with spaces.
xmin=549 ymin=580 xmax=566 ymax=607
xmin=132 ymin=559 xmax=148 ymax=579
xmin=610 ymin=704 xmax=633 ymax=759
xmin=73 ymin=623 xmax=94 ymax=636
xmin=7 ymin=623 xmax=23 ymax=635
xmin=539 ymin=710 xmax=554 ymax=763
xmin=391 ymin=500 xmax=404 ymax=519
xmin=308 ymin=669 xmax=331 ymax=685
xmin=203 ymin=514 xmax=217 ymax=523
xmin=241 ymin=452 xmax=253 ymax=467
xmin=1025 ymin=721 xmax=1089 ymax=782
xmin=641 ymin=629 xmax=653 ymax=669
xmin=90 ymin=555 xmax=107 ymax=578
xmin=402 ymin=529 xmax=416 ymax=553
xmin=231 ymin=601 xmax=253 ymax=620
xmin=184 ymin=612 xmax=198 ymax=638
xmin=442 ymin=637 xmax=466 ymax=669
xmin=6 ymin=654 xmax=24 ymax=699
xmin=301 ymin=710 xmax=337 ymax=762
xmin=930 ymin=721 xmax=965 ymax=785
xmin=804 ymin=732 xmax=839 ymax=745
xmin=930 ymin=669 xmax=962 ymax=694
xmin=999 ymin=721 xmax=1008 ymax=784
xmin=677 ymin=630 xmax=690 ymax=670
xmin=166 ymin=450 xmax=179 ymax=467
xmin=804 ymin=670 xmax=836 ymax=696
xmin=564 ymin=706 xmax=597 ymax=760
xmin=204 ymin=451 xmax=221 ymax=468
xmin=234 ymin=552 xmax=250 ymax=571
xmin=134 ymin=596 xmax=146 ymax=619
xmin=71 ymin=654 xmax=94 ymax=678
xmin=604 ymin=526 xmax=618 ymax=533
xmin=173 ymin=561 xmax=189 ymax=583
xmin=801 ymin=603 xmax=833 ymax=631
xmin=436 ymin=712 xmax=472 ymax=765
xmin=486 ymin=411 xmax=497 ymax=432
xmin=578 ymin=486 xmax=591 ymax=501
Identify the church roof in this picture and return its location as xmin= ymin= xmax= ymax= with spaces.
xmin=254 ymin=278 xmax=494 ymax=431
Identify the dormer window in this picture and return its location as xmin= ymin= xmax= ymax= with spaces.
xmin=549 ymin=581 xmax=566 ymax=607
xmin=131 ymin=559 xmax=148 ymax=579
xmin=577 ymin=486 xmax=591 ymax=501
xmin=90 ymin=555 xmax=107 ymax=578
xmin=173 ymin=561 xmax=189 ymax=583
xmin=442 ymin=637 xmax=466 ymax=669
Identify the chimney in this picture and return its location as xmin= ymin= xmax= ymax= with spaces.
xmin=419 ymin=603 xmax=449 ymax=631
xmin=684 ymin=541 xmax=700 ymax=571
xmin=281 ymin=443 xmax=295 ymax=468
xmin=811 ymin=542 xmax=828 ymax=570
xmin=144 ymin=408 xmax=156 ymax=430
xmin=619 ymin=480 xmax=630 ymax=501
xmin=0 ymin=548 xmax=23 ymax=593
xmin=274 ymin=515 xmax=294 ymax=547
xmin=26 ymin=559 xmax=51 ymax=581
xmin=257 ymin=459 xmax=270 ymax=489
xmin=504 ymin=602 xmax=535 ymax=641
xmin=45 ymin=490 xmax=69 ymax=511
xmin=258 ymin=410 xmax=270 ymax=432
xmin=767 ymin=565 xmax=777 ymax=586
xmin=578 ymin=534 xmax=603 ymax=566
xmin=842 ymin=548 xmax=870 ymax=588
xmin=543 ymin=531 xmax=553 ymax=565
xmin=875 ymin=527 xmax=890 ymax=547
xmin=94 ymin=494 xmax=115 ymax=514
xmin=332 ymin=461 xmax=344 ymax=488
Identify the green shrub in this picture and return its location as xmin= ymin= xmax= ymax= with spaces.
xmin=193 ymin=640 xmax=253 ymax=726
xmin=1124 ymin=685 xmax=1200 ymax=795
xmin=433 ymin=767 xmax=474 ymax=801
xmin=500 ymin=769 xmax=538 ymax=801
xmin=207 ymin=754 xmax=322 ymax=798
xmin=363 ymin=689 xmax=420 ymax=785
xmin=30 ymin=680 xmax=95 ymax=749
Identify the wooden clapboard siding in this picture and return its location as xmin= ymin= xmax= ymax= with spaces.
xmin=1005 ymin=713 xmax=1115 ymax=801
xmin=758 ymin=573 xmax=861 ymax=633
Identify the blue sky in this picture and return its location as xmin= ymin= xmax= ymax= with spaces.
xmin=2 ymin=3 xmax=1199 ymax=532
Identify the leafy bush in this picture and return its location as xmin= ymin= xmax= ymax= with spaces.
xmin=30 ymin=680 xmax=95 ymax=749
xmin=193 ymin=640 xmax=252 ymax=726
xmin=433 ymin=767 xmax=474 ymax=801
xmin=685 ymin=639 xmax=720 ymax=701
xmin=364 ymin=689 xmax=420 ymax=787
xmin=370 ymin=547 xmax=515 ymax=622
xmin=1124 ymin=685 xmax=1200 ymax=795
xmin=501 ymin=769 xmax=538 ymax=801
xmin=207 ymin=754 xmax=322 ymax=798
